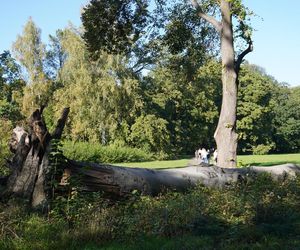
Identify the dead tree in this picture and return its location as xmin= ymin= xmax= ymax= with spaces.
xmin=3 ymin=107 xmax=69 ymax=207
xmin=2 ymin=108 xmax=300 ymax=208
xmin=67 ymin=161 xmax=300 ymax=196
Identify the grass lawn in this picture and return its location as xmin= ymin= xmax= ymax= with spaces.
xmin=238 ymin=153 xmax=300 ymax=166
xmin=114 ymin=158 xmax=190 ymax=169
xmin=114 ymin=153 xmax=300 ymax=169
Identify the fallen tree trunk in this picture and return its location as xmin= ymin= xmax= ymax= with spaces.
xmin=66 ymin=160 xmax=300 ymax=196
xmin=2 ymin=108 xmax=300 ymax=207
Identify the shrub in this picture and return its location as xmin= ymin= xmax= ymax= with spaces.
xmin=129 ymin=115 xmax=171 ymax=155
xmin=1 ymin=174 xmax=300 ymax=249
xmin=62 ymin=141 xmax=154 ymax=163
xmin=252 ymin=143 xmax=274 ymax=155
xmin=0 ymin=118 xmax=13 ymax=176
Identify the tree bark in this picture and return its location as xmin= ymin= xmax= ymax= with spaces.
xmin=214 ymin=0 xmax=238 ymax=168
xmin=62 ymin=161 xmax=300 ymax=197
xmin=3 ymin=107 xmax=69 ymax=208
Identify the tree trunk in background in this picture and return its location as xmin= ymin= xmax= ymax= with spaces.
xmin=214 ymin=0 xmax=238 ymax=168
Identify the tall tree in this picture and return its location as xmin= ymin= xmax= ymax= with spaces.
xmin=142 ymin=59 xmax=221 ymax=155
xmin=237 ymin=64 xmax=277 ymax=154
xmin=45 ymin=29 xmax=67 ymax=80
xmin=273 ymin=86 xmax=300 ymax=153
xmin=191 ymin=0 xmax=253 ymax=167
xmin=12 ymin=18 xmax=52 ymax=116
xmin=12 ymin=17 xmax=46 ymax=84
xmin=0 ymin=51 xmax=25 ymax=104
xmin=81 ymin=0 xmax=220 ymax=154
xmin=0 ymin=51 xmax=25 ymax=175
xmin=52 ymin=27 xmax=143 ymax=144
xmin=81 ymin=0 xmax=149 ymax=57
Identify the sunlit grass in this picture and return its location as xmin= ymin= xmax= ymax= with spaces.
xmin=114 ymin=158 xmax=190 ymax=169
xmin=114 ymin=153 xmax=300 ymax=169
xmin=237 ymin=153 xmax=300 ymax=166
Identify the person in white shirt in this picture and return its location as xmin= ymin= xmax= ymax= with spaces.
xmin=200 ymin=148 xmax=208 ymax=164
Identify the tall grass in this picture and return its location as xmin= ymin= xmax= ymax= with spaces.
xmin=1 ymin=174 xmax=300 ymax=249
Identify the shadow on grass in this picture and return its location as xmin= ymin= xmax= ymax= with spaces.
xmin=103 ymin=174 xmax=300 ymax=249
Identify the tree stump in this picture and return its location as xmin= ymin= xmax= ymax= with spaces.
xmin=3 ymin=107 xmax=69 ymax=208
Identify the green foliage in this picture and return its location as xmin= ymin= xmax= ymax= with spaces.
xmin=237 ymin=64 xmax=278 ymax=154
xmin=21 ymin=80 xmax=54 ymax=116
xmin=0 ymin=119 xmax=13 ymax=176
xmin=141 ymin=58 xmax=221 ymax=154
xmin=0 ymin=51 xmax=24 ymax=122
xmin=62 ymin=141 xmax=154 ymax=163
xmin=48 ymin=139 xmax=67 ymax=197
xmin=12 ymin=18 xmax=53 ymax=116
xmin=0 ymin=51 xmax=25 ymax=176
xmin=12 ymin=17 xmax=46 ymax=84
xmin=49 ymin=27 xmax=143 ymax=145
xmin=162 ymin=2 xmax=218 ymax=59
xmin=82 ymin=0 xmax=219 ymax=71
xmin=0 ymin=98 xmax=22 ymax=122
xmin=45 ymin=29 xmax=66 ymax=79
xmin=1 ymin=175 xmax=300 ymax=249
xmin=0 ymin=51 xmax=25 ymax=99
xmin=237 ymin=66 xmax=300 ymax=154
xmin=1 ymin=2 xmax=299 ymax=161
xmin=82 ymin=0 xmax=149 ymax=56
xmin=252 ymin=144 xmax=275 ymax=155
xmin=129 ymin=115 xmax=170 ymax=154
xmin=273 ymin=86 xmax=300 ymax=152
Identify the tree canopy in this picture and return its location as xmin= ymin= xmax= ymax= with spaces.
xmin=0 ymin=6 xmax=299 ymax=169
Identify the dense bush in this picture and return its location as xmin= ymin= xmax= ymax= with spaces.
xmin=252 ymin=143 xmax=275 ymax=155
xmin=1 ymin=174 xmax=300 ymax=249
xmin=0 ymin=119 xmax=13 ymax=176
xmin=62 ymin=141 xmax=154 ymax=164
xmin=128 ymin=115 xmax=171 ymax=155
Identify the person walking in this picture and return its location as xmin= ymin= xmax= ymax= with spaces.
xmin=201 ymin=148 xmax=209 ymax=164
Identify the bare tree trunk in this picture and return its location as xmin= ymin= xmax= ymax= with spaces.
xmin=214 ymin=0 xmax=238 ymax=168
xmin=191 ymin=0 xmax=253 ymax=168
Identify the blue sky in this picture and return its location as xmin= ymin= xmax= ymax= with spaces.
xmin=0 ymin=0 xmax=87 ymax=51
xmin=0 ymin=0 xmax=299 ymax=86
xmin=243 ymin=0 xmax=300 ymax=86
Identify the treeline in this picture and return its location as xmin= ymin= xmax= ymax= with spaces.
xmin=0 ymin=14 xmax=299 ymax=164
